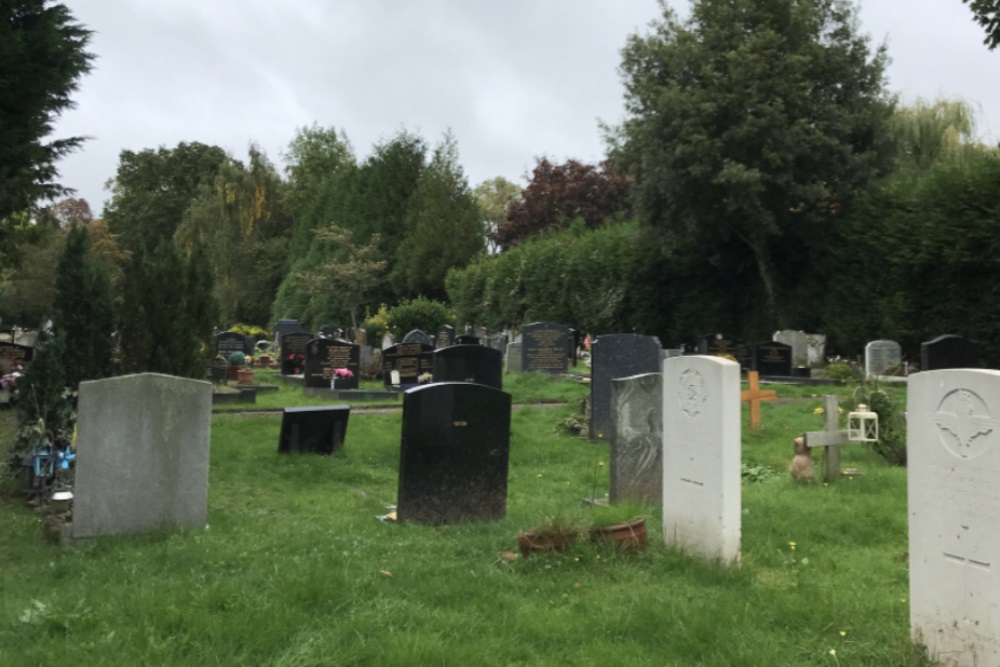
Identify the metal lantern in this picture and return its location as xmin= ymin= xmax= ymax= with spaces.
xmin=847 ymin=403 xmax=879 ymax=442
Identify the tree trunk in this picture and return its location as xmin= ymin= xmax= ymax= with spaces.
xmin=748 ymin=239 xmax=788 ymax=330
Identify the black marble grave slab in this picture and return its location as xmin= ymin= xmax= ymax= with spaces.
xmin=754 ymin=341 xmax=793 ymax=377
xmin=520 ymin=321 xmax=571 ymax=373
xmin=278 ymin=405 xmax=350 ymax=455
xmin=590 ymin=333 xmax=662 ymax=440
xmin=279 ymin=333 xmax=314 ymax=374
xmin=432 ymin=345 xmax=503 ymax=389
xmin=303 ymin=338 xmax=360 ymax=389
xmin=382 ymin=343 xmax=434 ymax=388
xmin=0 ymin=341 xmax=33 ymax=373
xmin=436 ymin=324 xmax=455 ymax=349
xmin=696 ymin=332 xmax=751 ymax=369
xmin=921 ymin=334 xmax=981 ymax=371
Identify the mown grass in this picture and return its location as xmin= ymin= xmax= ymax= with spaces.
xmin=0 ymin=376 xmax=934 ymax=666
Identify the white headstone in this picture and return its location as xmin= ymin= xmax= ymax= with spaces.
xmin=773 ymin=330 xmax=808 ymax=368
xmin=805 ymin=333 xmax=827 ymax=368
xmin=865 ymin=339 xmax=902 ymax=376
xmin=662 ymin=355 xmax=741 ymax=565
xmin=72 ymin=373 xmax=212 ymax=540
xmin=908 ymin=369 xmax=1000 ymax=666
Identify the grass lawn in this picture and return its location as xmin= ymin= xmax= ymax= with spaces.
xmin=0 ymin=374 xmax=933 ymax=666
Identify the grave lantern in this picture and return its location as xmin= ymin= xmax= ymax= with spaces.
xmin=847 ymin=404 xmax=878 ymax=442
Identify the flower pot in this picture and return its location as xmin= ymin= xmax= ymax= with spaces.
xmin=590 ymin=517 xmax=647 ymax=551
xmin=258 ymin=354 xmax=271 ymax=367
xmin=227 ymin=365 xmax=241 ymax=381
xmin=517 ymin=529 xmax=580 ymax=558
xmin=237 ymin=369 xmax=255 ymax=385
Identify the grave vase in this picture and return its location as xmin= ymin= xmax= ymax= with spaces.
xmin=227 ymin=365 xmax=241 ymax=382
xmin=590 ymin=518 xmax=647 ymax=551
xmin=237 ymin=369 xmax=255 ymax=385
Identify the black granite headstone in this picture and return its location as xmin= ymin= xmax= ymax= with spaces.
xmin=432 ymin=345 xmax=503 ymax=390
xmin=921 ymin=334 xmax=981 ymax=371
xmin=215 ymin=331 xmax=248 ymax=358
xmin=382 ymin=343 xmax=434 ymax=388
xmin=754 ymin=341 xmax=793 ymax=377
xmin=279 ymin=333 xmax=314 ymax=374
xmin=278 ymin=405 xmax=350 ymax=455
xmin=0 ymin=341 xmax=32 ymax=373
xmin=455 ymin=335 xmax=480 ymax=346
xmin=590 ymin=333 xmax=662 ymax=440
xmin=397 ymin=382 xmax=512 ymax=524
xmin=696 ymin=332 xmax=751 ymax=369
xmin=272 ymin=319 xmax=310 ymax=349
xmin=303 ymin=338 xmax=360 ymax=389
xmin=402 ymin=329 xmax=433 ymax=346
xmin=520 ymin=321 xmax=571 ymax=373
xmin=436 ymin=324 xmax=455 ymax=350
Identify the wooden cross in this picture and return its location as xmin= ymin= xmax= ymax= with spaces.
xmin=740 ymin=371 xmax=776 ymax=431
xmin=802 ymin=394 xmax=852 ymax=481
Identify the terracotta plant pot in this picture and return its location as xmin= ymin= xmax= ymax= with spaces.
xmin=237 ymin=369 xmax=255 ymax=385
xmin=227 ymin=365 xmax=241 ymax=382
xmin=258 ymin=355 xmax=271 ymax=366
xmin=517 ymin=529 xmax=580 ymax=558
xmin=589 ymin=518 xmax=647 ymax=551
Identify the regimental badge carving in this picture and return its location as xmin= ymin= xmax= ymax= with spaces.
xmin=677 ymin=369 xmax=707 ymax=417
xmin=934 ymin=388 xmax=1000 ymax=459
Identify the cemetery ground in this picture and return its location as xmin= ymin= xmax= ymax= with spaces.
xmin=0 ymin=375 xmax=930 ymax=666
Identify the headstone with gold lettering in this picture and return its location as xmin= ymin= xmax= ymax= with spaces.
xmin=0 ymin=341 xmax=32 ymax=373
xmin=304 ymin=338 xmax=360 ymax=389
xmin=520 ymin=322 xmax=570 ymax=374
xmin=382 ymin=343 xmax=434 ymax=389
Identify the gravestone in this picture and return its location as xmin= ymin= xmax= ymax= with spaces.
xmin=303 ymin=338 xmax=360 ymax=389
xmin=520 ymin=322 xmax=571 ymax=374
xmin=696 ymin=333 xmax=751 ymax=369
xmin=278 ymin=405 xmax=350 ymax=455
xmin=397 ymin=382 xmax=512 ymax=524
xmin=402 ymin=329 xmax=433 ymax=347
xmin=805 ymin=333 xmax=827 ymax=368
xmin=72 ymin=373 xmax=211 ymax=539
xmin=436 ymin=324 xmax=455 ymax=349
xmin=456 ymin=334 xmax=480 ymax=346
xmin=567 ymin=328 xmax=578 ymax=365
xmin=432 ymin=345 xmax=503 ymax=389
xmin=661 ymin=348 xmax=684 ymax=361
xmin=865 ymin=339 xmax=902 ymax=376
xmin=490 ymin=332 xmax=509 ymax=354
xmin=279 ymin=333 xmax=313 ymax=374
xmin=907 ymin=369 xmax=1000 ymax=666
xmin=921 ymin=334 xmax=981 ymax=371
xmin=382 ymin=342 xmax=434 ymax=388
xmin=754 ymin=341 xmax=792 ymax=377
xmin=662 ymin=355 xmax=741 ymax=565
xmin=506 ymin=342 xmax=523 ymax=373
xmin=0 ymin=341 xmax=33 ymax=373
xmin=773 ymin=330 xmax=808 ymax=368
xmin=590 ymin=333 xmax=662 ymax=440
xmin=381 ymin=333 xmax=395 ymax=351
xmin=215 ymin=331 xmax=251 ymax=358
xmin=610 ymin=373 xmax=663 ymax=505
xmin=272 ymin=319 xmax=309 ymax=349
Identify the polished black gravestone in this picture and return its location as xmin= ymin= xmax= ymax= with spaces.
xmin=921 ymin=334 xmax=981 ymax=371
xmin=520 ymin=321 xmax=571 ymax=373
xmin=436 ymin=324 xmax=455 ymax=349
xmin=382 ymin=343 xmax=434 ymax=388
xmin=303 ymin=338 xmax=360 ymax=389
xmin=590 ymin=333 xmax=662 ymax=440
xmin=397 ymin=383 xmax=512 ymax=524
xmin=279 ymin=332 xmax=313 ymax=374
xmin=696 ymin=332 xmax=751 ymax=369
xmin=754 ymin=341 xmax=793 ymax=377
xmin=215 ymin=331 xmax=252 ymax=357
xmin=455 ymin=334 xmax=480 ymax=346
xmin=278 ymin=405 xmax=350 ymax=455
xmin=432 ymin=345 xmax=503 ymax=389
xmin=0 ymin=341 xmax=33 ymax=373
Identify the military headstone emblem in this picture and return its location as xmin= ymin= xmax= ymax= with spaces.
xmin=678 ymin=368 xmax=706 ymax=417
xmin=934 ymin=389 xmax=1000 ymax=459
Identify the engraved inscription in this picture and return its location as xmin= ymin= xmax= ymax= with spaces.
xmin=453 ymin=421 xmax=468 ymax=427
xmin=944 ymin=552 xmax=992 ymax=572
xmin=681 ymin=478 xmax=704 ymax=487
xmin=677 ymin=369 xmax=707 ymax=417
xmin=934 ymin=389 xmax=1000 ymax=459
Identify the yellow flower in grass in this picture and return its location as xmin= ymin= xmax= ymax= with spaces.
xmin=789 ymin=541 xmax=797 ymax=551
xmin=814 ymin=407 xmax=824 ymax=415
xmin=839 ymin=630 xmax=847 ymax=637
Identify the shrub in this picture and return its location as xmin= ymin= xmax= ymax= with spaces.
xmin=849 ymin=379 xmax=907 ymax=466
xmin=385 ymin=297 xmax=453 ymax=339
xmin=229 ymin=323 xmax=269 ymax=340
xmin=823 ymin=360 xmax=857 ymax=382
xmin=228 ymin=351 xmax=246 ymax=367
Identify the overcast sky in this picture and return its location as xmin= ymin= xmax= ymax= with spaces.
xmin=51 ymin=0 xmax=999 ymax=215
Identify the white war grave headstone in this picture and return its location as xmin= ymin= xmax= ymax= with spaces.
xmin=908 ymin=369 xmax=1000 ymax=667
xmin=662 ymin=355 xmax=741 ymax=565
xmin=72 ymin=373 xmax=212 ymax=540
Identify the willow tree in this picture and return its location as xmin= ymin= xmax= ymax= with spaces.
xmin=889 ymin=97 xmax=988 ymax=172
xmin=614 ymin=0 xmax=895 ymax=328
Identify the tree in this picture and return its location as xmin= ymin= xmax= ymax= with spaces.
xmin=0 ymin=1 xmax=94 ymax=221
xmin=963 ymin=0 xmax=1000 ymax=50
xmin=474 ymin=177 xmax=521 ymax=254
xmin=48 ymin=197 xmax=93 ymax=227
xmin=492 ymin=158 xmax=631 ymax=250
xmin=614 ymin=0 xmax=895 ymax=327
xmin=889 ymin=97 xmax=986 ymax=172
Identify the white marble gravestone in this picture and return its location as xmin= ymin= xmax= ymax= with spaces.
xmin=908 ymin=369 xmax=1000 ymax=667
xmin=773 ymin=330 xmax=808 ymax=368
xmin=662 ymin=355 xmax=741 ymax=565
xmin=610 ymin=373 xmax=663 ymax=505
xmin=865 ymin=339 xmax=902 ymax=376
xmin=72 ymin=373 xmax=212 ymax=540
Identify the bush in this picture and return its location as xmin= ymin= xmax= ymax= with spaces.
xmin=848 ymin=380 xmax=907 ymax=466
xmin=384 ymin=297 xmax=453 ymax=339
xmin=823 ymin=361 xmax=857 ymax=382
xmin=229 ymin=323 xmax=269 ymax=340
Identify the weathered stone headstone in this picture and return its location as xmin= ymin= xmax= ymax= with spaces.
xmin=0 ymin=341 xmax=32 ymax=373
xmin=610 ymin=373 xmax=663 ymax=505
xmin=520 ymin=321 xmax=570 ymax=374
xmin=696 ymin=333 xmax=751 ymax=369
xmin=432 ymin=345 xmax=503 ymax=389
xmin=773 ymin=330 xmax=808 ymax=368
xmin=754 ymin=341 xmax=792 ymax=377
xmin=382 ymin=342 xmax=434 ymax=388
xmin=215 ymin=331 xmax=251 ymax=358
xmin=865 ymin=339 xmax=902 ymax=376
xmin=402 ymin=329 xmax=433 ymax=346
xmin=279 ymin=333 xmax=313 ymax=374
xmin=662 ymin=355 xmax=741 ymax=565
xmin=436 ymin=324 xmax=455 ymax=349
xmin=921 ymin=334 xmax=981 ymax=371
xmin=805 ymin=333 xmax=827 ymax=368
xmin=506 ymin=342 xmax=523 ymax=373
xmin=590 ymin=333 xmax=662 ymax=440
xmin=278 ymin=405 xmax=350 ymax=455
xmin=303 ymin=338 xmax=360 ymax=389
xmin=72 ymin=373 xmax=211 ymax=539
xmin=397 ymin=382 xmax=512 ymax=524
xmin=907 ymin=369 xmax=1000 ymax=666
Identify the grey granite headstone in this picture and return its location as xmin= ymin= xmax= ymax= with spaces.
xmin=506 ymin=342 xmax=523 ymax=373
xmin=72 ymin=373 xmax=211 ymax=539
xmin=610 ymin=373 xmax=663 ymax=505
xmin=865 ymin=339 xmax=902 ymax=376
xmin=773 ymin=330 xmax=808 ymax=368
xmin=590 ymin=333 xmax=662 ymax=440
xmin=805 ymin=333 xmax=827 ymax=368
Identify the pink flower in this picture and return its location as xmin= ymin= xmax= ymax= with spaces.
xmin=334 ymin=368 xmax=353 ymax=378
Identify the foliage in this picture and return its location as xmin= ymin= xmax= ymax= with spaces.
xmin=492 ymin=158 xmax=630 ymax=250
xmin=822 ymin=361 xmax=857 ymax=383
xmin=888 ymin=97 xmax=987 ymax=172
xmin=229 ymin=323 xmax=269 ymax=339
xmin=740 ymin=463 xmax=774 ymax=483
xmin=963 ymin=0 xmax=1000 ymax=50
xmin=849 ymin=380 xmax=907 ymax=466
xmin=227 ymin=351 xmax=246 ymax=367
xmin=12 ymin=331 xmax=73 ymax=459
xmin=0 ymin=1 xmax=94 ymax=220
xmin=383 ymin=297 xmax=453 ymax=339
xmin=52 ymin=224 xmax=115 ymax=387
xmin=0 ymin=224 xmax=64 ymax=325
xmin=47 ymin=197 xmax=93 ymax=227
xmin=613 ymin=0 xmax=895 ymax=328
xmin=474 ymin=176 xmax=521 ymax=254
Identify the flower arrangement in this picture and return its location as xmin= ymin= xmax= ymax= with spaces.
xmin=1 ymin=363 xmax=25 ymax=391
xmin=286 ymin=353 xmax=305 ymax=365
xmin=334 ymin=368 xmax=353 ymax=378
